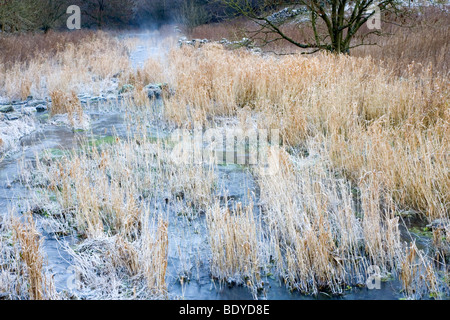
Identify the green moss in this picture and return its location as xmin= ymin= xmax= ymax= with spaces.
xmin=119 ymin=84 xmax=134 ymax=94
xmin=38 ymin=113 xmax=49 ymax=121
xmin=87 ymin=136 xmax=117 ymax=147
xmin=410 ymin=226 xmax=433 ymax=238
xmin=41 ymin=148 xmax=71 ymax=159
xmin=381 ymin=273 xmax=394 ymax=282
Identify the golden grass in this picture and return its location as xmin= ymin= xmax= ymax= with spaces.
xmin=155 ymin=32 xmax=449 ymax=297
xmin=190 ymin=19 xmax=248 ymax=41
xmin=400 ymin=242 xmax=440 ymax=298
xmin=163 ymin=44 xmax=449 ymax=222
xmin=11 ymin=215 xmax=47 ymax=300
xmin=0 ymin=213 xmax=56 ymax=300
xmin=206 ymin=201 xmax=262 ymax=291
xmin=353 ymin=8 xmax=450 ymax=77
xmin=0 ymin=31 xmax=130 ymax=100
xmin=49 ymin=90 xmax=84 ymax=127
xmin=120 ymin=57 xmax=167 ymax=90
xmin=255 ymin=143 xmax=399 ymax=294
xmin=26 ymin=120 xmax=217 ymax=297
xmin=142 ymin=218 xmax=169 ymax=293
xmin=190 ymin=8 xmax=449 ymax=77
xmin=3 ymin=19 xmax=447 ymax=299
xmin=0 ymin=31 xmax=96 ymax=66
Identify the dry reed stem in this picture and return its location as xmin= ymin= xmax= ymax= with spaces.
xmin=8 ymin=214 xmax=56 ymax=300
xmin=164 ymin=44 xmax=448 ymax=221
xmin=206 ymin=201 xmax=262 ymax=290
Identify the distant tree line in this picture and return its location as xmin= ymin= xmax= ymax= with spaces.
xmin=0 ymin=0 xmax=297 ymax=33
xmin=0 ymin=0 xmax=234 ymax=33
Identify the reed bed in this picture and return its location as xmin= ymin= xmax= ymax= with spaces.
xmin=2 ymin=19 xmax=447 ymax=299
xmin=0 ymin=31 xmax=130 ymax=100
xmin=0 ymin=213 xmax=57 ymax=300
xmin=158 ymin=36 xmax=448 ymax=297
xmin=21 ymin=119 xmax=217 ymax=298
xmin=206 ymin=200 xmax=263 ymax=293
xmin=164 ymin=44 xmax=449 ymax=223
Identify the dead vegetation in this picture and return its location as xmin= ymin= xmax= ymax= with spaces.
xmin=206 ymin=201 xmax=262 ymax=293
xmin=0 ymin=31 xmax=130 ymax=100
xmin=0 ymin=214 xmax=57 ymax=300
xmin=158 ymin=14 xmax=449 ymax=298
xmin=1 ymin=9 xmax=448 ymax=299
xmin=164 ymin=43 xmax=449 ymax=223
xmin=19 ymin=119 xmax=217 ymax=298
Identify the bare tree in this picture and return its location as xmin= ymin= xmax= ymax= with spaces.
xmin=0 ymin=0 xmax=71 ymax=33
xmin=0 ymin=0 xmax=38 ymax=32
xmin=221 ymin=0 xmax=408 ymax=54
xmin=177 ymin=0 xmax=212 ymax=34
xmin=79 ymin=0 xmax=135 ymax=29
xmin=134 ymin=0 xmax=171 ymax=25
xmin=37 ymin=0 xmax=69 ymax=33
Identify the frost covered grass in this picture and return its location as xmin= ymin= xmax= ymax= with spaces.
xmin=18 ymin=117 xmax=217 ymax=299
xmin=0 ymin=31 xmax=130 ymax=100
xmin=0 ymin=20 xmax=448 ymax=300
xmin=164 ymin=44 xmax=449 ymax=224
xmin=0 ymin=213 xmax=57 ymax=300
xmin=158 ymin=32 xmax=449 ymax=298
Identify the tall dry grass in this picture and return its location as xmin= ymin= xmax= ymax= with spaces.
xmin=164 ymin=44 xmax=449 ymax=222
xmin=0 ymin=31 xmax=96 ymax=66
xmin=190 ymin=7 xmax=449 ymax=77
xmin=206 ymin=201 xmax=262 ymax=292
xmin=24 ymin=118 xmax=217 ymax=297
xmin=158 ymin=31 xmax=449 ymax=297
xmin=49 ymin=90 xmax=85 ymax=128
xmin=353 ymin=7 xmax=449 ymax=76
xmin=0 ymin=213 xmax=56 ymax=300
xmin=4 ymin=16 xmax=447 ymax=298
xmin=0 ymin=31 xmax=130 ymax=100
xmin=255 ymin=142 xmax=402 ymax=294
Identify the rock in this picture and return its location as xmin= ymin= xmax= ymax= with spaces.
xmin=119 ymin=84 xmax=134 ymax=94
xmin=88 ymin=96 xmax=106 ymax=103
xmin=12 ymin=100 xmax=26 ymax=106
xmin=427 ymin=219 xmax=449 ymax=231
xmin=36 ymin=104 xmax=47 ymax=112
xmin=112 ymin=71 xmax=123 ymax=78
xmin=220 ymin=37 xmax=256 ymax=49
xmin=146 ymin=83 xmax=174 ymax=100
xmin=266 ymin=7 xmax=307 ymax=25
xmin=6 ymin=113 xmax=21 ymax=121
xmin=27 ymin=100 xmax=46 ymax=107
xmin=0 ymin=105 xmax=14 ymax=113
xmin=146 ymin=85 xmax=163 ymax=99
xmin=178 ymin=38 xmax=209 ymax=48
